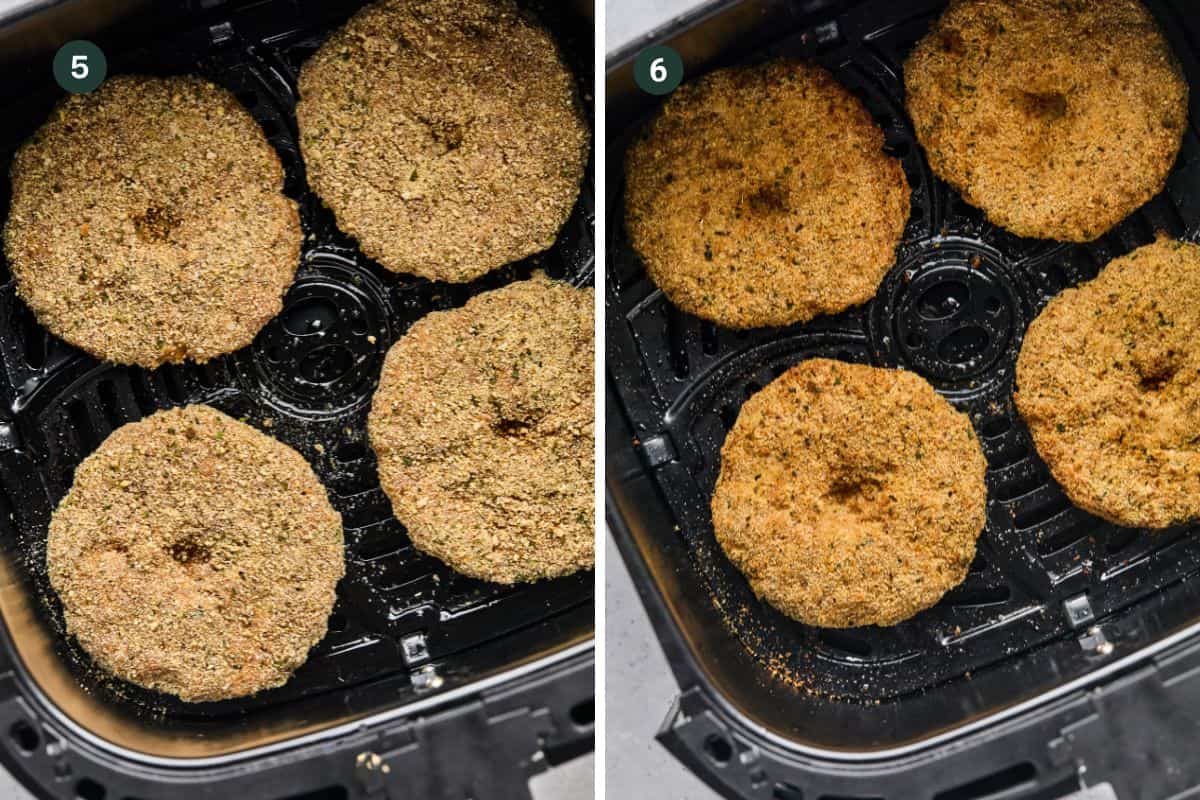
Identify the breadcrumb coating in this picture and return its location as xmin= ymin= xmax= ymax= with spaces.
xmin=5 ymin=75 xmax=301 ymax=367
xmin=625 ymin=59 xmax=910 ymax=329
xmin=296 ymin=0 xmax=588 ymax=282
xmin=905 ymin=0 xmax=1187 ymax=242
xmin=711 ymin=359 xmax=987 ymax=627
xmin=1016 ymin=237 xmax=1200 ymax=528
xmin=368 ymin=275 xmax=593 ymax=583
xmin=47 ymin=405 xmax=344 ymax=702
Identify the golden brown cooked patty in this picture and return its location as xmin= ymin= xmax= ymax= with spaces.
xmin=296 ymin=0 xmax=588 ymax=282
xmin=47 ymin=405 xmax=344 ymax=702
xmin=1015 ymin=237 xmax=1200 ymax=528
xmin=711 ymin=359 xmax=987 ymax=627
xmin=624 ymin=59 xmax=910 ymax=329
xmin=905 ymin=0 xmax=1188 ymax=242
xmin=368 ymin=275 xmax=593 ymax=583
xmin=5 ymin=75 xmax=301 ymax=368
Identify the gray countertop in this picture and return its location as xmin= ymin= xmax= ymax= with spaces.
xmin=605 ymin=535 xmax=717 ymax=799
xmin=604 ymin=2 xmax=726 ymax=797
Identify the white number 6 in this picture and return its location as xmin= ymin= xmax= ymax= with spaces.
xmin=71 ymin=54 xmax=88 ymax=80
xmin=650 ymin=57 xmax=667 ymax=83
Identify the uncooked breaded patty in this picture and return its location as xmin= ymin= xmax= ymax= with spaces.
xmin=624 ymin=60 xmax=910 ymax=329
xmin=1015 ymin=237 xmax=1200 ymax=528
xmin=905 ymin=0 xmax=1188 ymax=243
xmin=47 ymin=405 xmax=344 ymax=702
xmin=711 ymin=359 xmax=987 ymax=627
xmin=368 ymin=275 xmax=593 ymax=583
xmin=296 ymin=0 xmax=588 ymax=282
xmin=5 ymin=75 xmax=301 ymax=368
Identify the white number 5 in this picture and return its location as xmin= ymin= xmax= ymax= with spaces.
xmin=70 ymin=54 xmax=88 ymax=80
xmin=650 ymin=57 xmax=667 ymax=83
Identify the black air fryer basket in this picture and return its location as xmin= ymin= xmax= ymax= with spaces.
xmin=606 ymin=1 xmax=1200 ymax=798
xmin=0 ymin=1 xmax=595 ymax=798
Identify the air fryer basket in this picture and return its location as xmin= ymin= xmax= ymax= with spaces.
xmin=0 ymin=1 xmax=594 ymax=798
xmin=606 ymin=0 xmax=1200 ymax=797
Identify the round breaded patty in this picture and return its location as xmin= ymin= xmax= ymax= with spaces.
xmin=624 ymin=60 xmax=910 ymax=329
xmin=296 ymin=0 xmax=588 ymax=282
xmin=905 ymin=0 xmax=1188 ymax=243
xmin=711 ymin=359 xmax=987 ymax=627
xmin=368 ymin=275 xmax=593 ymax=583
xmin=1015 ymin=238 xmax=1200 ymax=528
xmin=47 ymin=405 xmax=344 ymax=702
xmin=5 ymin=75 xmax=301 ymax=368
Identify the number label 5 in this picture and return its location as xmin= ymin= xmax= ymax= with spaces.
xmin=54 ymin=41 xmax=107 ymax=94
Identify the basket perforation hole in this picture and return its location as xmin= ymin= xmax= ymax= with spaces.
xmin=1012 ymin=493 xmax=1071 ymax=530
xmin=1038 ymin=519 xmax=1091 ymax=556
xmin=988 ymin=440 xmax=1030 ymax=470
xmin=160 ymin=368 xmax=188 ymax=403
xmin=66 ymin=398 xmax=96 ymax=451
xmin=130 ymin=372 xmax=157 ymax=415
xmin=75 ymin=778 xmax=106 ymax=800
xmin=944 ymin=584 xmax=1011 ymax=607
xmin=8 ymin=720 xmax=38 ymax=754
xmin=719 ymin=404 xmax=739 ymax=430
xmin=665 ymin=306 xmax=690 ymax=379
xmin=817 ymin=629 xmax=873 ymax=657
xmin=569 ymin=697 xmax=594 ymax=728
xmin=190 ymin=362 xmax=216 ymax=389
xmin=933 ymin=762 xmax=1036 ymax=800
xmin=979 ymin=415 xmax=1011 ymax=439
xmin=700 ymin=322 xmax=719 ymax=355
xmin=19 ymin=305 xmax=45 ymax=370
xmin=96 ymin=380 xmax=125 ymax=428
xmin=703 ymin=733 xmax=733 ymax=765
xmin=1106 ymin=527 xmax=1142 ymax=556
xmin=993 ymin=469 xmax=1044 ymax=502
xmin=334 ymin=441 xmax=369 ymax=464
xmin=773 ymin=782 xmax=804 ymax=800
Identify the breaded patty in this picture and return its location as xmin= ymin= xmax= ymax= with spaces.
xmin=296 ymin=0 xmax=588 ymax=282
xmin=624 ymin=59 xmax=910 ymax=329
xmin=5 ymin=75 xmax=301 ymax=368
xmin=368 ymin=275 xmax=593 ymax=583
xmin=47 ymin=405 xmax=344 ymax=702
xmin=905 ymin=0 xmax=1188 ymax=242
xmin=711 ymin=359 xmax=987 ymax=627
xmin=1015 ymin=237 xmax=1200 ymax=528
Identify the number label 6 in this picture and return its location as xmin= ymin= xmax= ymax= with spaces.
xmin=634 ymin=45 xmax=683 ymax=96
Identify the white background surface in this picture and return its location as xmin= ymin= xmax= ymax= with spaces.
xmin=605 ymin=536 xmax=718 ymax=799
xmin=604 ymin=1 xmax=730 ymax=797
xmin=607 ymin=0 xmax=709 ymax=54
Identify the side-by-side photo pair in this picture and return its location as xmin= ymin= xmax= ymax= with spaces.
xmin=0 ymin=0 xmax=1194 ymax=798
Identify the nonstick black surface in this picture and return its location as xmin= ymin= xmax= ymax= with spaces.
xmin=0 ymin=0 xmax=594 ymax=721
xmin=606 ymin=0 xmax=1200 ymax=701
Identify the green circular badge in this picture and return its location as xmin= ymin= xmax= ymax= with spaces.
xmin=53 ymin=41 xmax=107 ymax=94
xmin=634 ymin=45 xmax=683 ymax=96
